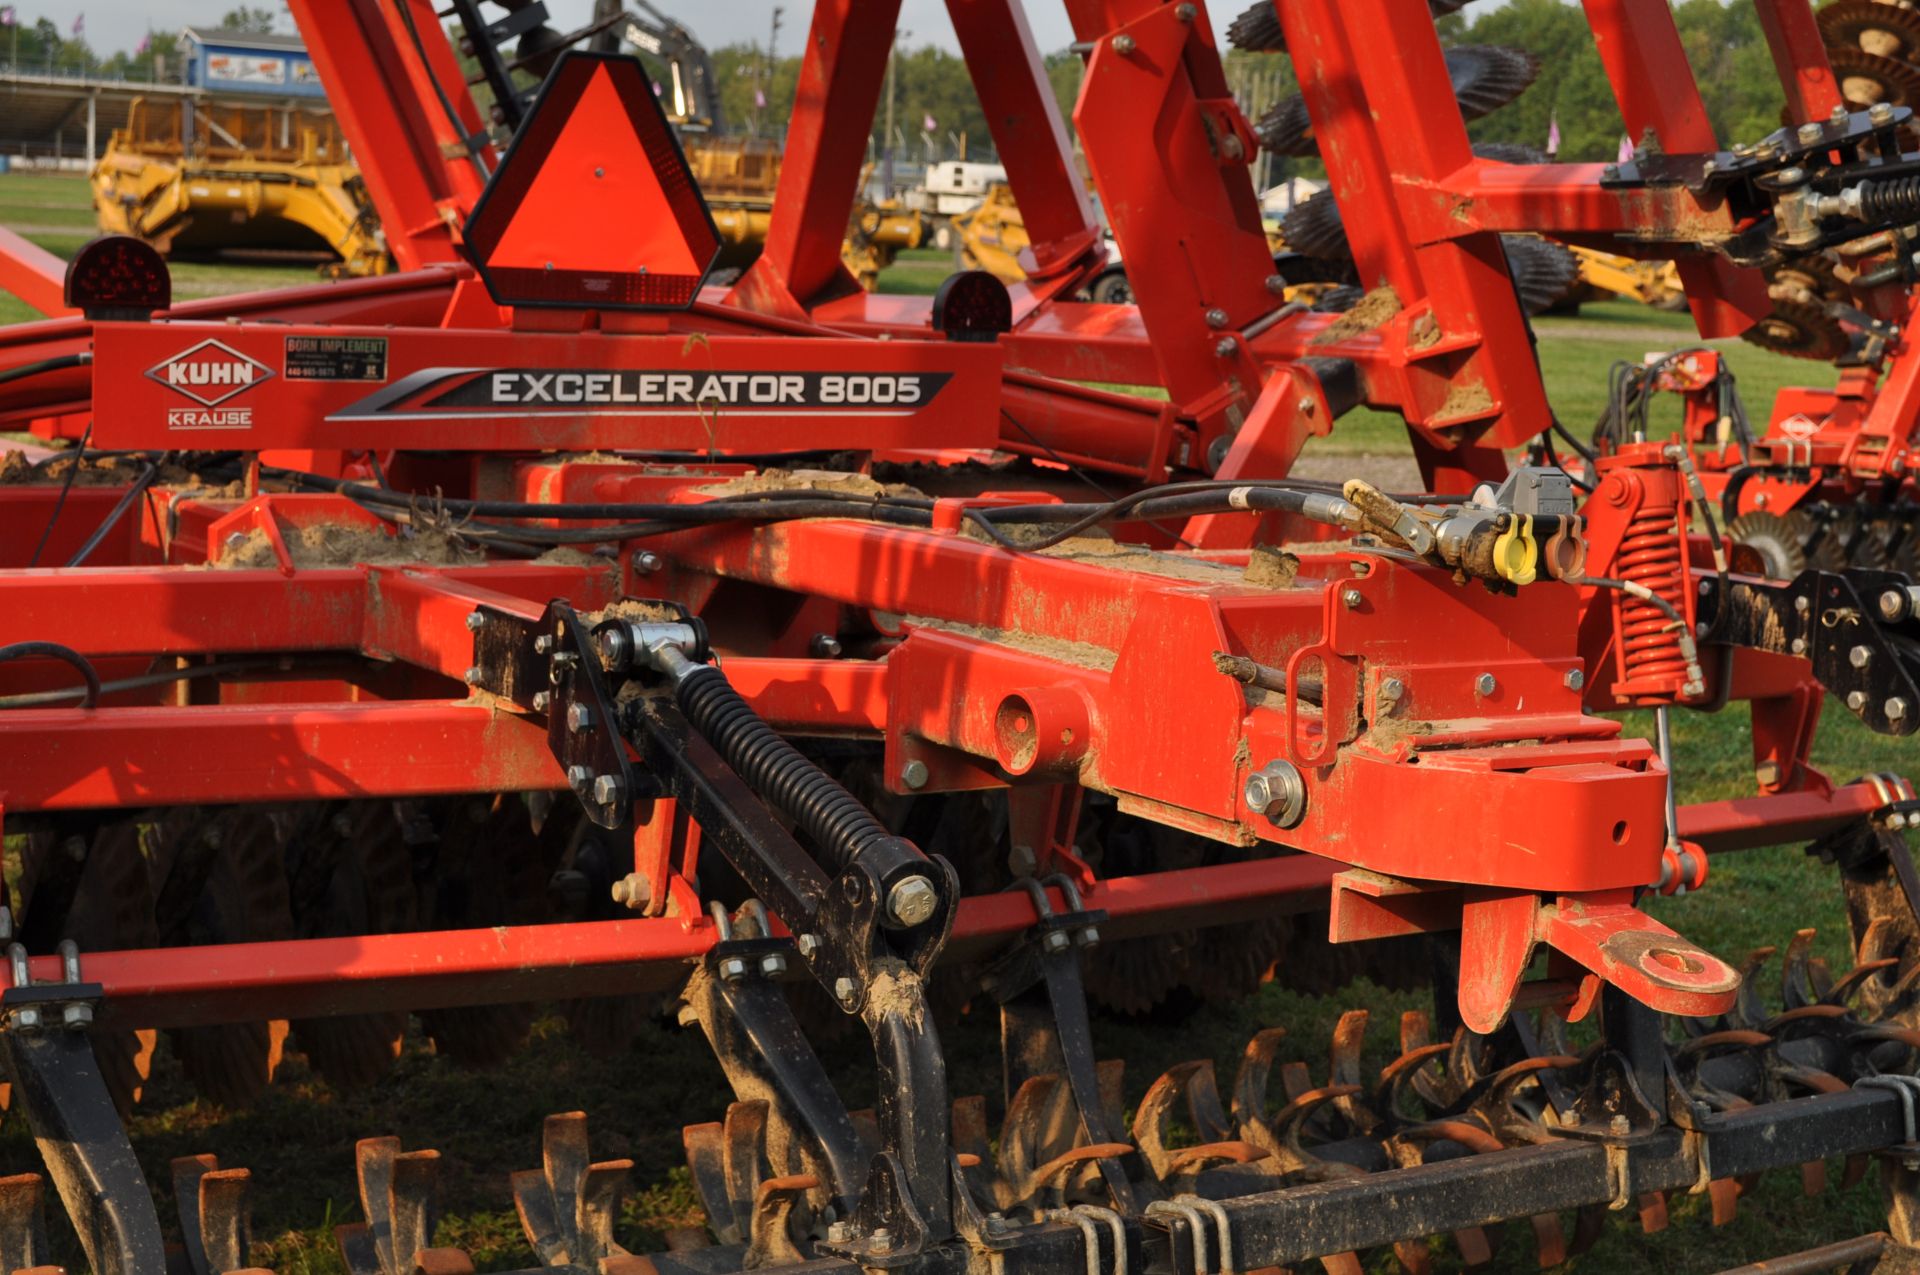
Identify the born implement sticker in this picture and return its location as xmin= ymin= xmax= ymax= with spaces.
xmin=330 ymin=367 xmax=953 ymax=420
xmin=285 ymin=335 xmax=389 ymax=382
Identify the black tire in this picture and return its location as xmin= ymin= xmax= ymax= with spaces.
xmin=1091 ymin=270 xmax=1133 ymax=305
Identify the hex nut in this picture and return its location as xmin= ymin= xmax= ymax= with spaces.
xmin=1890 ymin=697 xmax=1911 ymax=722
xmin=1564 ymin=668 xmax=1585 ymax=692
xmin=1475 ymin=672 xmax=1498 ymax=697
xmin=465 ymin=611 xmax=486 ymax=631
xmin=1849 ymin=690 xmax=1869 ymax=711
xmin=62 ymin=1003 xmax=92 ymax=1030
xmin=900 ymin=759 xmax=930 ymax=790
xmin=1043 ymin=929 xmax=1072 ymax=953
xmin=566 ymin=764 xmax=593 ymax=788
xmin=567 ymin=701 xmax=594 ymax=733
xmin=1244 ymin=759 xmax=1308 ymax=828
xmin=591 ymin=773 xmax=625 ymax=806
xmin=797 ymin=933 xmax=822 ymax=958
xmin=834 ymin=976 xmax=857 ymax=1004
xmin=760 ymin=953 xmax=788 ymax=977
xmin=1851 ymin=645 xmax=1873 ymax=670
xmin=719 ymin=956 xmax=748 ymax=981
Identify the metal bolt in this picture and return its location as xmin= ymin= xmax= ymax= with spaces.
xmin=1078 ymin=925 xmax=1102 ymax=949
xmin=633 ymin=550 xmax=664 ymax=574
xmin=1872 ymin=102 xmax=1897 ymax=126
xmin=595 ymin=166 xmax=606 ymax=178
xmin=1474 ymin=672 xmax=1497 ymax=697
xmin=887 ymin=875 xmax=939 ymax=927
xmin=535 ymin=634 xmax=555 ymax=654
xmin=12 ymin=1008 xmax=39 ymax=1031
xmin=1791 ymin=637 xmax=1808 ymax=655
xmin=1111 ymin=33 xmax=1135 ymax=53
xmin=1698 ymin=578 xmax=1712 ymax=596
xmin=900 ymin=759 xmax=930 ymax=790
xmin=567 ymin=701 xmax=594 ymax=733
xmin=870 ymin=1228 xmax=894 ymax=1253
xmin=463 ymin=666 xmax=482 ymax=686
xmin=610 ymin=873 xmax=651 ymax=909
xmin=1798 ymin=122 xmax=1824 ymax=145
xmin=1851 ymin=645 xmax=1873 ymax=669
xmin=531 ymin=691 xmax=552 ymax=712
xmin=760 ymin=953 xmax=788 ymax=977
xmin=827 ymin=1222 xmax=853 ymax=1244
xmin=1882 ymin=588 xmax=1910 ymax=622
xmin=566 ymin=764 xmax=593 ymax=788
xmin=985 ymin=1214 xmax=1009 ymax=1235
xmin=465 ymin=611 xmax=486 ymax=632
xmin=591 ymin=773 xmax=625 ymax=806
xmin=1849 ymin=690 xmax=1869 ymax=711
xmin=1044 ymin=929 xmax=1072 ymax=953
xmin=1890 ymin=697 xmax=1911 ymax=722
xmin=1341 ymin=587 xmax=1363 ymax=610
xmin=1244 ymin=759 xmax=1308 ymax=827
xmin=1778 ymin=165 xmax=1806 ymax=184
xmin=719 ymin=956 xmax=748 ymax=981
xmin=833 ymin=976 xmax=857 ymax=1005
xmin=1265 ymin=274 xmax=1288 ymax=295
xmin=1601 ymin=164 xmax=1619 ymax=180
xmin=1377 ymin=677 xmax=1406 ymax=715
xmin=797 ymin=933 xmax=822 ymax=958
xmin=1831 ymin=103 xmax=1851 ymax=124
xmin=1610 ymin=1114 xmax=1631 ymax=1136
xmin=1214 ymin=335 xmax=1238 ymax=357
xmin=809 ymin=633 xmax=844 ymax=659
xmin=1564 ymin=668 xmax=1585 ymax=692
xmin=1174 ymin=2 xmax=1197 ymax=19
xmin=1756 ymin=760 xmax=1783 ymax=787
xmin=1296 ymin=396 xmax=1317 ymax=417
xmin=61 ymin=1002 xmax=92 ymax=1031
xmin=1204 ymin=307 xmax=1230 ymax=328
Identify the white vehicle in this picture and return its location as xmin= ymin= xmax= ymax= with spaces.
xmin=910 ymin=161 xmax=1009 ymax=216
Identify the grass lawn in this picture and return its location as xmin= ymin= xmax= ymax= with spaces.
xmin=0 ymin=178 xmax=1913 ymax=1271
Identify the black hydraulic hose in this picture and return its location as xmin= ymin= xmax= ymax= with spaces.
xmin=0 ymin=352 xmax=90 ymax=384
xmin=675 ymin=663 xmax=890 ymax=870
xmin=26 ymin=419 xmax=92 ymax=568
xmin=65 ymin=454 xmax=167 ymax=567
xmin=0 ymin=642 xmax=102 ymax=709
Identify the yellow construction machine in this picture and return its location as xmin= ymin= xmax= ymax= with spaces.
xmin=93 ymin=98 xmax=389 ymax=277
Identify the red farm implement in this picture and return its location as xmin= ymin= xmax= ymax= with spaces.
xmin=3 ymin=1 xmax=1920 ymax=1272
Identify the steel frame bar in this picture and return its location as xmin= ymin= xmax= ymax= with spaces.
xmin=0 ymin=228 xmax=77 ymax=320
xmin=3 ymin=856 xmax=1340 ymax=1029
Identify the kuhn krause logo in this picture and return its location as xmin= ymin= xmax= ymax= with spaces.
xmin=147 ymin=338 xmax=273 ymax=428
xmin=331 ymin=367 xmax=953 ymax=420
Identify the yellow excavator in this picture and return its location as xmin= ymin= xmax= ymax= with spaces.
xmin=92 ymin=97 xmax=388 ymax=277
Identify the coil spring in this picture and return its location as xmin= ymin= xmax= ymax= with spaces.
xmin=1859 ymin=176 xmax=1920 ymax=223
xmin=677 ymin=665 xmax=888 ymax=866
xmin=1618 ymin=496 xmax=1689 ymax=687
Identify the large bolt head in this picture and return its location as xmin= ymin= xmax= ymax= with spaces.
xmin=719 ymin=956 xmax=747 ymax=981
xmin=760 ymin=953 xmax=788 ymax=977
xmin=1890 ymin=697 xmax=1911 ymax=722
xmin=591 ymin=773 xmax=625 ymax=806
xmin=797 ymin=933 xmax=822 ymax=958
xmin=1564 ymin=667 xmax=1585 ymax=692
xmin=899 ymin=759 xmax=930 ymax=790
xmin=833 ymin=976 xmax=857 ymax=1005
xmin=633 ymin=550 xmax=664 ymax=574
xmin=1851 ymin=645 xmax=1873 ymax=670
xmin=1043 ymin=929 xmax=1072 ymax=953
xmin=1872 ymin=102 xmax=1897 ymax=125
xmin=566 ymin=764 xmax=594 ymax=788
xmin=1474 ymin=672 xmax=1498 ymax=697
xmin=1244 ymin=759 xmax=1308 ymax=827
xmin=567 ymin=701 xmax=594 ymax=733
xmin=1883 ymin=589 xmax=1910 ymax=622
xmin=465 ymin=611 xmax=486 ymax=631
xmin=827 ymin=1222 xmax=853 ymax=1244
xmin=887 ymin=875 xmax=939 ymax=927
xmin=1849 ymin=690 xmax=1869 ymax=711
xmin=61 ymin=1003 xmax=93 ymax=1031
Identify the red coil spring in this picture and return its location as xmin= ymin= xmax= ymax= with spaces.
xmin=1618 ymin=496 xmax=1688 ymax=688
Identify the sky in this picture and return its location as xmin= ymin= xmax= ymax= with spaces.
xmin=57 ymin=0 xmax=1245 ymax=62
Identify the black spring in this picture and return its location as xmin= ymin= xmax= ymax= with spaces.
xmin=677 ymin=665 xmax=888 ymax=867
xmin=1859 ymin=176 xmax=1920 ymax=223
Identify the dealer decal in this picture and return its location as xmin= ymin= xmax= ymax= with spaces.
xmin=147 ymin=338 xmax=274 ymax=429
xmin=331 ymin=367 xmax=953 ymax=420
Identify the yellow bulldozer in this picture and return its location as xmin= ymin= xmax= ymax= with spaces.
xmin=93 ymin=97 xmax=389 ymax=277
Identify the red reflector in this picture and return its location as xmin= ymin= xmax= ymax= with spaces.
xmin=64 ymin=235 xmax=171 ymax=320
xmin=462 ymin=52 xmax=720 ymax=311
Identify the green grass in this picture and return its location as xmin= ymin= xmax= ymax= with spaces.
xmin=0 ymin=180 xmax=1909 ymax=1270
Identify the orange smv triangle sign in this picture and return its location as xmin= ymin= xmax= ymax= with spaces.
xmin=490 ymin=66 xmax=701 ymax=276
